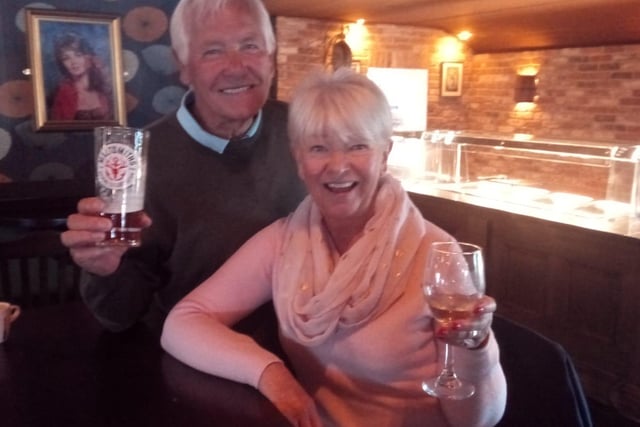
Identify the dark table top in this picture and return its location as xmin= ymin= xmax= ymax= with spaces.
xmin=0 ymin=302 xmax=289 ymax=427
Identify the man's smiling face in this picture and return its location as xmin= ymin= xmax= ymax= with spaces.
xmin=179 ymin=3 xmax=274 ymax=136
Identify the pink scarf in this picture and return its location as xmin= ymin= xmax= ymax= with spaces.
xmin=273 ymin=174 xmax=428 ymax=346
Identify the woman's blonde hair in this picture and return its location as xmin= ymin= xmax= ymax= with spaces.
xmin=288 ymin=68 xmax=393 ymax=148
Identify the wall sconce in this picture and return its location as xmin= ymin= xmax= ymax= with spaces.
xmin=514 ymin=74 xmax=537 ymax=103
xmin=437 ymin=36 xmax=464 ymax=62
xmin=345 ymin=19 xmax=367 ymax=57
xmin=325 ymin=28 xmax=352 ymax=71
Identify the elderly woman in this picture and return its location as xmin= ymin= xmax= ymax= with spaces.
xmin=161 ymin=68 xmax=507 ymax=427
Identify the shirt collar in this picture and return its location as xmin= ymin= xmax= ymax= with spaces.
xmin=176 ymin=89 xmax=262 ymax=154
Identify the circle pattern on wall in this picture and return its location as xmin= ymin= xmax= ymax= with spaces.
xmin=15 ymin=3 xmax=54 ymax=32
xmin=152 ymin=85 xmax=186 ymax=115
xmin=126 ymin=93 xmax=140 ymax=113
xmin=122 ymin=50 xmax=140 ymax=82
xmin=123 ymin=6 xmax=168 ymax=43
xmin=0 ymin=80 xmax=33 ymax=118
xmin=0 ymin=128 xmax=12 ymax=160
xmin=142 ymin=44 xmax=178 ymax=75
xmin=29 ymin=162 xmax=74 ymax=181
xmin=15 ymin=120 xmax=65 ymax=150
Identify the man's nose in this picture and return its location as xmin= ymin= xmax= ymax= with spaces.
xmin=224 ymin=50 xmax=245 ymax=69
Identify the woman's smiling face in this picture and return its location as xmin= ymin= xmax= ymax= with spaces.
xmin=294 ymin=133 xmax=391 ymax=226
xmin=287 ymin=68 xmax=395 ymax=236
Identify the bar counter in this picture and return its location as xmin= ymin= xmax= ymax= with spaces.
xmin=402 ymin=181 xmax=640 ymax=240
xmin=406 ymin=188 xmax=640 ymax=421
xmin=0 ymin=303 xmax=289 ymax=427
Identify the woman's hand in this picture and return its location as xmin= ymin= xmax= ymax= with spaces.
xmin=60 ymin=197 xmax=152 ymax=276
xmin=433 ymin=295 xmax=497 ymax=349
xmin=258 ymin=362 xmax=323 ymax=427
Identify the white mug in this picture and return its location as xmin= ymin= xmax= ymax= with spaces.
xmin=0 ymin=302 xmax=21 ymax=343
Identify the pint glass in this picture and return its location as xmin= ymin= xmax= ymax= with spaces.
xmin=95 ymin=126 xmax=149 ymax=247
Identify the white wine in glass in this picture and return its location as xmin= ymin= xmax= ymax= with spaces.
xmin=422 ymin=241 xmax=485 ymax=400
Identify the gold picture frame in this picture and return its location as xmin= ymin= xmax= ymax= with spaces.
xmin=26 ymin=8 xmax=126 ymax=131
xmin=440 ymin=62 xmax=463 ymax=97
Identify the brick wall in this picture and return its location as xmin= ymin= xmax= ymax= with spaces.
xmin=469 ymin=47 xmax=640 ymax=144
xmin=275 ymin=16 xmax=470 ymax=132
xmin=275 ymin=16 xmax=640 ymax=146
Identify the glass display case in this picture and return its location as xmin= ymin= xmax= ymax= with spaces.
xmin=388 ymin=131 xmax=640 ymax=238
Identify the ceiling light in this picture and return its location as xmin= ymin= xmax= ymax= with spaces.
xmin=457 ymin=31 xmax=472 ymax=41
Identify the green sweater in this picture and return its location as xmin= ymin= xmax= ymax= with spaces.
xmin=80 ymin=100 xmax=306 ymax=333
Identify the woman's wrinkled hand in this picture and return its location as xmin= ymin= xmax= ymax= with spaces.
xmin=433 ymin=295 xmax=497 ymax=350
xmin=258 ymin=362 xmax=323 ymax=427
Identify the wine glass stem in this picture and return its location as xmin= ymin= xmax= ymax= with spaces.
xmin=437 ymin=343 xmax=462 ymax=388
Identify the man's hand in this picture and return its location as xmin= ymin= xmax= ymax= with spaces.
xmin=60 ymin=197 xmax=151 ymax=276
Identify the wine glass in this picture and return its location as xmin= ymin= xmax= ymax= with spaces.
xmin=422 ymin=241 xmax=485 ymax=400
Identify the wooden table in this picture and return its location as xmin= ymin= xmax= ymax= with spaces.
xmin=0 ymin=302 xmax=289 ymax=427
xmin=0 ymin=299 xmax=595 ymax=427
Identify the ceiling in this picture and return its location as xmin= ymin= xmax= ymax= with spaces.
xmin=263 ymin=0 xmax=640 ymax=53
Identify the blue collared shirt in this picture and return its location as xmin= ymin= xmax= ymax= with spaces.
xmin=176 ymin=90 xmax=262 ymax=154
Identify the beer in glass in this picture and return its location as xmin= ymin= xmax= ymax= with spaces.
xmin=95 ymin=126 xmax=149 ymax=247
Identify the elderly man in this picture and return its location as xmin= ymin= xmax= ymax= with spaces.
xmin=61 ymin=0 xmax=305 ymax=333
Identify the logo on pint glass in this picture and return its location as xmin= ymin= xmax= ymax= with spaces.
xmin=97 ymin=143 xmax=138 ymax=190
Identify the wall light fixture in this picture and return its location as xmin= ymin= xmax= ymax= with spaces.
xmin=514 ymin=74 xmax=537 ymax=103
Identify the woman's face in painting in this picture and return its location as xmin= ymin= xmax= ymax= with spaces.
xmin=60 ymin=48 xmax=90 ymax=78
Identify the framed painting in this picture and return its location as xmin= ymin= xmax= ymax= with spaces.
xmin=26 ymin=8 xmax=126 ymax=131
xmin=440 ymin=62 xmax=463 ymax=97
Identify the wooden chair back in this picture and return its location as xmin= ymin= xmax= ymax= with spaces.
xmin=0 ymin=230 xmax=81 ymax=308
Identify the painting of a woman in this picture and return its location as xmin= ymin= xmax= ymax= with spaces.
xmin=50 ymin=32 xmax=113 ymax=121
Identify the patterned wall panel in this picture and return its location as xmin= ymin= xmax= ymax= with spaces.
xmin=0 ymin=0 xmax=182 ymax=200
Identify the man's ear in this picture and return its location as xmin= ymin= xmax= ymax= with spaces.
xmin=382 ymin=138 xmax=393 ymax=172
xmin=173 ymin=49 xmax=190 ymax=86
